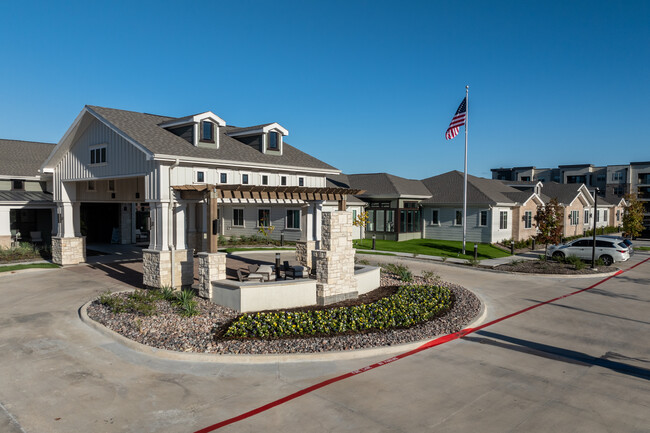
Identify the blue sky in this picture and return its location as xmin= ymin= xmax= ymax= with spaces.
xmin=1 ymin=0 xmax=648 ymax=179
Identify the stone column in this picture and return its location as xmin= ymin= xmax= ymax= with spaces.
xmin=296 ymin=241 xmax=316 ymax=269
xmin=197 ymin=252 xmax=227 ymax=299
xmin=313 ymin=211 xmax=358 ymax=305
xmin=52 ymin=202 xmax=85 ymax=266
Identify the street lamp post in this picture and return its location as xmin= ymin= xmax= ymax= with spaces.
xmin=591 ymin=189 xmax=598 ymax=268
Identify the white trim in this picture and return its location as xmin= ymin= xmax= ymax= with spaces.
xmin=285 ymin=208 xmax=301 ymax=230
xmin=0 ymin=175 xmax=42 ymax=181
xmin=257 ymin=208 xmax=271 ymax=227
xmin=232 ymin=208 xmax=245 ymax=227
xmin=193 ymin=167 xmax=207 ymax=184
xmin=479 ymin=209 xmax=489 ymax=227
xmin=152 ymin=154 xmax=341 ymax=175
xmin=158 ymin=111 xmax=226 ymax=128
xmin=430 ymin=208 xmax=440 ymax=226
xmin=227 ymin=122 xmax=289 ymax=137
xmin=454 ymin=209 xmax=463 ymax=226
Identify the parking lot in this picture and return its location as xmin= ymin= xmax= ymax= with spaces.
xmin=0 ymin=248 xmax=648 ymax=432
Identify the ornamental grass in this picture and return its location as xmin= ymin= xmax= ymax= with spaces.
xmin=224 ymin=284 xmax=452 ymax=339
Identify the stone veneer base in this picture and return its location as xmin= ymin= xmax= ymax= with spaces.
xmin=317 ymin=290 xmax=359 ymax=306
xmin=52 ymin=236 xmax=86 ymax=265
xmin=143 ymin=249 xmax=193 ymax=289
xmin=197 ymin=252 xmax=227 ymax=300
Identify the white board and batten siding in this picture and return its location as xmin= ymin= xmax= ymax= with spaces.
xmin=55 ymin=117 xmax=154 ymax=200
xmin=168 ymin=165 xmax=327 ymax=189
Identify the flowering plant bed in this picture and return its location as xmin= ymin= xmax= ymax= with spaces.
xmin=86 ymin=271 xmax=480 ymax=354
xmin=223 ymin=284 xmax=452 ymax=339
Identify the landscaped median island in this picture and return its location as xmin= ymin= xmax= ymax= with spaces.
xmin=494 ymin=255 xmax=616 ymax=275
xmin=86 ymin=266 xmax=481 ymax=355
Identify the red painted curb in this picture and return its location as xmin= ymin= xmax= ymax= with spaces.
xmin=194 ymin=257 xmax=649 ymax=432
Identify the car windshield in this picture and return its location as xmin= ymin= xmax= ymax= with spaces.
xmin=618 ymin=242 xmax=628 ymax=249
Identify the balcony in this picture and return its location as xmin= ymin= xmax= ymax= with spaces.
xmin=638 ymin=173 xmax=650 ymax=186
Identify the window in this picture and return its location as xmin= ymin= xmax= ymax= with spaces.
xmin=455 ymin=210 xmax=463 ymax=226
xmin=108 ymin=180 xmax=115 ymax=192
xmin=521 ymin=176 xmax=530 ymax=181
xmin=569 ymin=210 xmax=579 ymax=225
xmin=220 ymin=173 xmax=227 ymax=183
xmin=366 ymin=209 xmax=395 ymax=232
xmin=616 ymin=210 xmax=621 ymax=222
xmin=242 ymin=173 xmax=249 ymax=184
xmin=499 ymin=211 xmax=508 ymax=229
xmin=90 ymin=146 xmax=107 ymax=165
xmin=352 ymin=209 xmax=357 ymax=221
xmin=298 ymin=177 xmax=304 ymax=187
xmin=258 ymin=209 xmax=270 ymax=227
xmin=400 ymin=209 xmax=420 ymax=233
xmin=597 ymin=174 xmax=606 ymax=182
xmin=12 ymin=180 xmax=24 ymax=190
xmin=612 ymin=171 xmax=623 ymax=181
xmin=596 ymin=210 xmax=600 ymax=222
xmin=286 ymin=209 xmax=300 ymax=229
xmin=233 ymin=209 xmax=244 ymax=227
xmin=603 ymin=210 xmax=608 ymax=222
xmin=524 ymin=211 xmax=533 ymax=229
xmin=584 ymin=209 xmax=590 ymax=225
xmin=431 ymin=209 xmax=439 ymax=225
xmin=268 ymin=132 xmax=279 ymax=150
xmin=281 ymin=176 xmax=287 ymax=186
xmin=480 ymin=210 xmax=488 ymax=227
xmin=87 ymin=180 xmax=96 ymax=191
xmin=262 ymin=175 xmax=269 ymax=185
xmin=404 ymin=201 xmax=418 ymax=208
xmin=196 ymin=171 xmax=205 ymax=183
xmin=613 ymin=186 xmax=623 ymax=195
xmin=201 ymin=121 xmax=214 ymax=142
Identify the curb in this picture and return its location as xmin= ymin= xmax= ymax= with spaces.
xmin=79 ymin=291 xmax=488 ymax=365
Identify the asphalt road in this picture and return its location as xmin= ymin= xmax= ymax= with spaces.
xmin=0 ymin=251 xmax=648 ymax=432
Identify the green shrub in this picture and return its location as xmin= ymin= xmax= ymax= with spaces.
xmin=224 ymin=284 xmax=452 ymax=339
xmin=180 ymin=299 xmax=200 ymax=317
xmin=466 ymin=258 xmax=480 ymax=267
xmin=381 ymin=263 xmax=413 ymax=282
xmin=565 ymin=255 xmax=585 ymax=270
xmin=175 ymin=289 xmax=195 ymax=305
xmin=421 ymin=270 xmax=441 ymax=285
xmin=157 ymin=285 xmax=176 ymax=301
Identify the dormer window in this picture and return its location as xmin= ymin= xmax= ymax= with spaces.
xmin=262 ymin=175 xmax=269 ymax=185
xmin=201 ymin=121 xmax=214 ymax=143
xmin=242 ymin=173 xmax=249 ymax=185
xmin=12 ymin=180 xmax=24 ymax=190
xmin=268 ymin=132 xmax=279 ymax=150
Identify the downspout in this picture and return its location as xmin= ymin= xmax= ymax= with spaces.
xmin=169 ymin=158 xmax=180 ymax=289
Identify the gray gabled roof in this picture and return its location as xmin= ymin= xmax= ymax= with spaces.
xmin=86 ymin=106 xmax=338 ymax=172
xmin=420 ymin=171 xmax=532 ymax=205
xmin=539 ymin=182 xmax=589 ymax=206
xmin=325 ymin=174 xmax=367 ymax=204
xmin=0 ymin=139 xmax=56 ymax=177
xmin=344 ymin=173 xmax=431 ymax=198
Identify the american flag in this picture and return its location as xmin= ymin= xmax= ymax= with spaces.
xmin=445 ymin=97 xmax=467 ymax=140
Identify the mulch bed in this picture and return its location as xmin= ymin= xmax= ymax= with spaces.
xmin=494 ymin=259 xmax=615 ymax=275
xmin=86 ymin=274 xmax=481 ymax=355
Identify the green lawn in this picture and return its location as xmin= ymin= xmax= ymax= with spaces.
xmin=353 ymin=238 xmax=511 ymax=260
xmin=636 ymin=246 xmax=650 ymax=251
xmin=0 ymin=263 xmax=60 ymax=273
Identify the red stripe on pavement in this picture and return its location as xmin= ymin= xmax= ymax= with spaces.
xmin=194 ymin=258 xmax=649 ymax=433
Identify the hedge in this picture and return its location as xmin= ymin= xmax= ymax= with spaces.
xmin=223 ymin=284 xmax=452 ymax=339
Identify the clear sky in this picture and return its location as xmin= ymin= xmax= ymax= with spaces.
xmin=1 ymin=0 xmax=648 ymax=179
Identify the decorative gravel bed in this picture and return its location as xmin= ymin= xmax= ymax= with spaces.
xmin=494 ymin=259 xmax=616 ymax=274
xmin=86 ymin=274 xmax=481 ymax=355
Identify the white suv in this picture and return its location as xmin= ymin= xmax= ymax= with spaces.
xmin=546 ymin=237 xmax=630 ymax=266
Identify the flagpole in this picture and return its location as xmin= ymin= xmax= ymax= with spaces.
xmin=462 ymin=85 xmax=469 ymax=255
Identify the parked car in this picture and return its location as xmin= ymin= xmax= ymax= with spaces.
xmin=597 ymin=235 xmax=634 ymax=256
xmin=546 ymin=237 xmax=630 ymax=266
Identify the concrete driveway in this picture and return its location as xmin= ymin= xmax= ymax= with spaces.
xmin=0 ymin=252 xmax=648 ymax=432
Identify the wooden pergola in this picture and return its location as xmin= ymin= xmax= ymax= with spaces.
xmin=172 ymin=184 xmax=364 ymax=253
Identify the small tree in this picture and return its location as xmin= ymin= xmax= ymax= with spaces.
xmin=622 ymin=193 xmax=644 ymax=239
xmin=535 ymin=198 xmax=564 ymax=254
